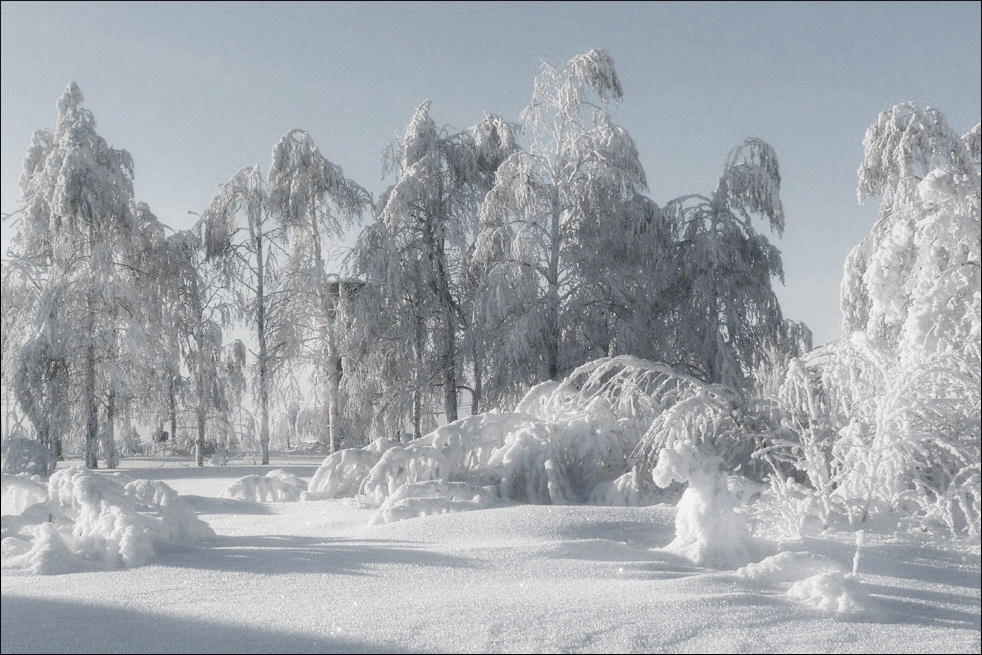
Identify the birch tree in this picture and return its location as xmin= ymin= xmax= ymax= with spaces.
xmin=473 ymin=49 xmax=648 ymax=401
xmin=770 ymin=104 xmax=980 ymax=536
xmin=10 ymin=82 xmax=148 ymax=468
xmin=203 ymin=166 xmax=280 ymax=465
xmin=662 ymin=138 xmax=791 ymax=390
xmin=268 ymin=129 xmax=370 ymax=453
xmin=346 ymin=103 xmax=516 ymax=440
xmin=147 ymin=214 xmax=243 ymax=466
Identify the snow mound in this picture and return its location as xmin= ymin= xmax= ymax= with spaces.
xmin=736 ymin=551 xmax=845 ymax=583
xmin=302 ymin=439 xmax=395 ymax=501
xmin=653 ymin=436 xmax=759 ymax=569
xmin=587 ymin=468 xmax=662 ymax=506
xmin=1 ymin=473 xmax=49 ymax=515
xmin=222 ymin=469 xmax=308 ymax=502
xmin=736 ymin=550 xmax=881 ymax=615
xmin=369 ymin=480 xmax=507 ymax=525
xmin=1 ymin=467 xmax=214 ymax=574
xmin=786 ymin=571 xmax=875 ymax=614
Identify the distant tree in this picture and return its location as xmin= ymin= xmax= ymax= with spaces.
xmin=566 ymin=192 xmax=679 ymax=368
xmin=1 ymin=258 xmax=57 ymax=462
xmin=147 ymin=213 xmax=244 ymax=466
xmin=203 ymin=166 xmax=281 ymax=465
xmin=268 ymin=129 xmax=370 ymax=453
xmin=458 ymin=113 xmax=520 ymax=415
xmin=344 ymin=217 xmax=425 ymax=442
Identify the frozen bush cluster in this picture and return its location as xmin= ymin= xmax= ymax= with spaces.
xmin=222 ymin=469 xmax=308 ymax=502
xmin=1 ymin=466 xmax=214 ymax=574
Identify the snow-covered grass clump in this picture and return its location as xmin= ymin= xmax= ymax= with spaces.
xmin=1 ymin=466 xmax=213 ymax=574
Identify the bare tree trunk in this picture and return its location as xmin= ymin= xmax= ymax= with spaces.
xmin=195 ymin=394 xmax=206 ymax=467
xmin=546 ymin=196 xmax=563 ymax=381
xmin=427 ymin=195 xmax=458 ymax=424
xmin=326 ymin=344 xmax=341 ymax=453
xmin=311 ymin=208 xmax=342 ymax=454
xmin=441 ymin=306 xmax=458 ymax=423
xmin=256 ymin=233 xmax=270 ymax=465
xmin=194 ymin=300 xmax=206 ymax=467
xmin=102 ymin=388 xmax=119 ymax=469
xmin=169 ymin=373 xmax=178 ymax=446
xmin=84 ymin=344 xmax=99 ymax=469
xmin=120 ymin=394 xmax=134 ymax=456
xmin=471 ymin=346 xmax=483 ymax=416
xmin=412 ymin=312 xmax=424 ymax=441
xmin=437 ymin=229 xmax=458 ymax=423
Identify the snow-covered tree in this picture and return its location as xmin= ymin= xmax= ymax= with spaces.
xmin=1 ymin=259 xmax=43 ymax=442
xmin=146 ymin=214 xmax=244 ymax=466
xmin=9 ymin=83 xmax=154 ymax=468
xmin=768 ymin=104 xmax=980 ymax=536
xmin=347 ymin=103 xmax=516 ymax=439
xmin=662 ymin=138 xmax=794 ymax=391
xmin=459 ymin=114 xmax=522 ymax=414
xmin=268 ymin=129 xmax=370 ymax=453
xmin=566 ymin=192 xmax=679 ymax=368
xmin=473 ymin=49 xmax=648 ymax=402
xmin=850 ymin=103 xmax=978 ymax=350
xmin=345 ymin=209 xmax=435 ymax=443
xmin=203 ymin=166 xmax=281 ymax=465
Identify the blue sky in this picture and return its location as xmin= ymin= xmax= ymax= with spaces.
xmin=2 ymin=1 xmax=979 ymax=345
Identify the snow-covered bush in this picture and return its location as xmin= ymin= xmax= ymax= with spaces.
xmin=369 ymin=480 xmax=505 ymax=525
xmin=757 ymin=104 xmax=980 ymax=538
xmin=1 ymin=466 xmax=213 ymax=574
xmin=1 ymin=435 xmax=55 ymax=476
xmin=304 ymin=357 xmax=744 ymax=524
xmin=221 ymin=469 xmax=308 ymax=502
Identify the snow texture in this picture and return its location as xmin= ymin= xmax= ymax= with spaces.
xmin=2 ymin=457 xmax=978 ymax=654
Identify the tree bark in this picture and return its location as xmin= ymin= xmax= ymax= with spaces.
xmin=83 ymin=343 xmax=99 ymax=469
xmin=256 ymin=227 xmax=270 ymax=465
xmin=102 ymin=388 xmax=119 ymax=469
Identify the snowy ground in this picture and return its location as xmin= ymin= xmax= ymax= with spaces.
xmin=2 ymin=455 xmax=980 ymax=654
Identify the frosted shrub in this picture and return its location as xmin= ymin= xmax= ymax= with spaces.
xmin=1 ymin=435 xmax=56 ymax=476
xmin=304 ymin=356 xmax=721 ymax=516
xmin=646 ymin=395 xmax=758 ymax=568
xmin=877 ymin=353 xmax=981 ymax=535
xmin=222 ymin=469 xmax=308 ymax=503
xmin=755 ymin=337 xmax=890 ymax=535
xmin=2 ymin=466 xmax=213 ymax=574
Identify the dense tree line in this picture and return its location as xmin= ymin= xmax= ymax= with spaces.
xmin=2 ymin=48 xmax=976 ymax=538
